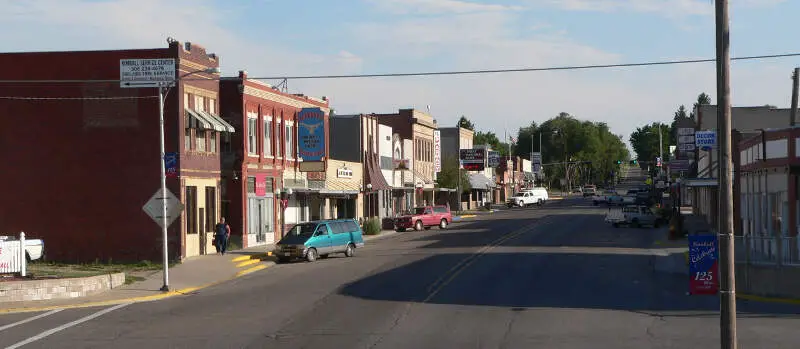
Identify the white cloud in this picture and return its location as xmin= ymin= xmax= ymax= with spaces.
xmin=537 ymin=0 xmax=786 ymax=18
xmin=367 ymin=0 xmax=524 ymax=15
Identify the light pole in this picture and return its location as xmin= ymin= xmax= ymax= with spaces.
xmin=157 ymin=66 xmax=219 ymax=292
xmin=366 ymin=183 xmax=373 ymax=218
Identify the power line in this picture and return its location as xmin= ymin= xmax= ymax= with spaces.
xmin=0 ymin=52 xmax=798 ymax=84
xmin=0 ymin=95 xmax=158 ymax=100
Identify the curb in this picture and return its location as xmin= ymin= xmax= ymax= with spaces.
xmin=0 ymin=262 xmax=276 ymax=315
xmin=736 ymin=293 xmax=800 ymax=305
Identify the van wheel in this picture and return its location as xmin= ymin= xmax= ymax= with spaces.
xmin=345 ymin=243 xmax=355 ymax=257
xmin=415 ymin=220 xmax=423 ymax=231
xmin=306 ymin=248 xmax=318 ymax=262
xmin=439 ymin=219 xmax=448 ymax=229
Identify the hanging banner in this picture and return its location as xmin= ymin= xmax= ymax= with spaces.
xmin=433 ymin=130 xmax=441 ymax=173
xmin=688 ymin=234 xmax=719 ymax=295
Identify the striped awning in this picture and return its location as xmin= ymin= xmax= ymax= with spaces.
xmin=198 ymin=110 xmax=235 ymax=133
xmin=185 ymin=108 xmax=214 ymax=130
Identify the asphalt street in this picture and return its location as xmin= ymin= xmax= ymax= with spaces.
xmin=2 ymin=179 xmax=800 ymax=347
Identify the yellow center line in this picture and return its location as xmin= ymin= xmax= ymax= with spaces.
xmin=423 ymin=219 xmax=554 ymax=303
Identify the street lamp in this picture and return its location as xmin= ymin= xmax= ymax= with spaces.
xmin=366 ymin=183 xmax=373 ymax=219
xmin=157 ymin=66 xmax=219 ymax=292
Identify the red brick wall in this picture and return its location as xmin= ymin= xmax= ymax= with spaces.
xmin=0 ymin=47 xmax=183 ymax=262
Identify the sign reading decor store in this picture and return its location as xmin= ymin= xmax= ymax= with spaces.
xmin=337 ymin=167 xmax=353 ymax=178
xmin=297 ymin=108 xmax=326 ymax=162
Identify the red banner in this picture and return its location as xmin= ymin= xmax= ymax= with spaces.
xmin=255 ymin=175 xmax=267 ymax=197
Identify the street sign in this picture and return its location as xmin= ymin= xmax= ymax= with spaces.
xmin=487 ymin=151 xmax=500 ymax=168
xmin=433 ymin=130 xmax=442 ymax=173
xmin=695 ymin=130 xmax=716 ymax=150
xmin=120 ymin=58 xmax=176 ymax=88
xmin=142 ymin=188 xmax=185 ymax=229
xmin=531 ymin=152 xmax=542 ymax=173
xmin=688 ymin=234 xmax=719 ymax=295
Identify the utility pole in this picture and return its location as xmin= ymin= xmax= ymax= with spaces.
xmin=791 ymin=67 xmax=799 ymax=126
xmin=157 ymin=83 xmax=170 ymax=292
xmin=716 ymin=1 xmax=737 ymax=348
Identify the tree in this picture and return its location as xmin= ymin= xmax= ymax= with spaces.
xmin=457 ymin=116 xmax=475 ymax=130
xmin=474 ymin=131 xmax=509 ymax=156
xmin=435 ymin=155 xmax=471 ymax=193
xmin=630 ymin=122 xmax=671 ymax=168
xmin=521 ymin=113 xmax=628 ymax=188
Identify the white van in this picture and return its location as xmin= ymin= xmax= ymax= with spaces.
xmin=507 ymin=187 xmax=549 ymax=207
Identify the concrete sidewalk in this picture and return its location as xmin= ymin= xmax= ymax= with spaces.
xmin=0 ymin=229 xmax=403 ymax=314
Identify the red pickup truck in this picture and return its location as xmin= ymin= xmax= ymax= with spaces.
xmin=394 ymin=205 xmax=452 ymax=232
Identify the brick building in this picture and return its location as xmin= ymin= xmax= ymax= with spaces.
xmin=219 ymin=71 xmax=330 ymax=248
xmin=0 ymin=40 xmax=232 ymax=262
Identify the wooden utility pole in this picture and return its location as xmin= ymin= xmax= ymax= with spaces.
xmin=791 ymin=67 xmax=799 ymax=126
xmin=715 ymin=1 xmax=737 ymax=348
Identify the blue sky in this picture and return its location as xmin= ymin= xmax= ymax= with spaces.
xmin=2 ymin=0 xmax=799 ymax=149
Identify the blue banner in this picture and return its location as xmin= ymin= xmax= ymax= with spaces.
xmin=164 ymin=152 xmax=178 ymax=178
xmin=297 ymin=108 xmax=325 ymax=162
xmin=688 ymin=234 xmax=719 ymax=295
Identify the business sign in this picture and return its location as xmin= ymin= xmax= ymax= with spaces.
xmin=695 ymin=130 xmax=716 ymax=150
xmin=688 ymin=234 xmax=719 ymax=295
xmin=459 ymin=148 xmax=486 ymax=171
xmin=164 ymin=152 xmax=178 ymax=178
xmin=669 ymin=159 xmax=690 ymax=171
xmin=255 ymin=175 xmax=267 ymax=197
xmin=297 ymin=108 xmax=326 ymax=167
xmin=531 ymin=152 xmax=542 ymax=173
xmin=487 ymin=151 xmax=500 ymax=168
xmin=119 ymin=58 xmax=176 ymax=88
xmin=433 ymin=130 xmax=442 ymax=173
xmin=337 ymin=167 xmax=353 ymax=178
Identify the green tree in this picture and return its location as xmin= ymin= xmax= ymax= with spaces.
xmin=630 ymin=122 xmax=671 ymax=168
xmin=474 ymin=131 xmax=509 ymax=156
xmin=435 ymin=155 xmax=471 ymax=193
xmin=523 ymin=113 xmax=628 ymax=188
xmin=457 ymin=115 xmax=475 ymax=130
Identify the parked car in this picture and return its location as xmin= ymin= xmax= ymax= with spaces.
xmin=0 ymin=235 xmax=44 ymax=262
xmin=507 ymin=187 xmax=549 ymax=207
xmin=394 ymin=205 xmax=452 ymax=231
xmin=274 ymin=219 xmax=365 ymax=263
xmin=604 ymin=205 xmax=659 ymax=228
xmin=582 ymin=185 xmax=597 ymax=197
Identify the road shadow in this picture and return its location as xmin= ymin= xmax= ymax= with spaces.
xmin=338 ymin=252 xmax=800 ymax=318
xmin=412 ymin=213 xmax=665 ymax=250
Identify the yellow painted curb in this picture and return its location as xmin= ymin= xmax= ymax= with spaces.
xmin=460 ymin=215 xmax=477 ymax=219
xmin=267 ymin=251 xmax=273 ymax=256
xmin=236 ymin=259 xmax=261 ymax=268
xmin=231 ymin=255 xmax=250 ymax=262
xmin=235 ymin=264 xmax=267 ymax=277
xmin=737 ymin=293 xmax=800 ymax=305
xmin=0 ymin=264 xmax=275 ymax=315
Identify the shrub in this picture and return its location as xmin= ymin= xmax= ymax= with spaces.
xmin=362 ymin=217 xmax=382 ymax=235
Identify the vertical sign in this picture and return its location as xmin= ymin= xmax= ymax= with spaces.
xmin=164 ymin=152 xmax=178 ymax=178
xmin=487 ymin=151 xmax=500 ymax=168
xmin=433 ymin=130 xmax=441 ymax=173
xmin=255 ymin=174 xmax=267 ymax=197
xmin=297 ymin=108 xmax=326 ymax=172
xmin=531 ymin=152 xmax=542 ymax=174
xmin=688 ymin=234 xmax=719 ymax=295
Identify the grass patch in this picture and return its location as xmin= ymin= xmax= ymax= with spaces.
xmin=27 ymin=260 xmax=176 ymax=280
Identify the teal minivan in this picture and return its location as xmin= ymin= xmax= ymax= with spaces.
xmin=274 ymin=219 xmax=365 ymax=263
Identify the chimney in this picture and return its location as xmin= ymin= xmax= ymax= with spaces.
xmin=239 ymin=70 xmax=248 ymax=79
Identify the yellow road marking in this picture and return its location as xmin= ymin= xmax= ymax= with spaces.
xmin=231 ymin=255 xmax=250 ymax=262
xmin=737 ymin=293 xmax=800 ymax=305
xmin=235 ymin=264 xmax=267 ymax=277
xmin=235 ymin=259 xmax=261 ymax=268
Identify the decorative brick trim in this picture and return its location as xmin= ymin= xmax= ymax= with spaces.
xmin=0 ymin=273 xmax=125 ymax=303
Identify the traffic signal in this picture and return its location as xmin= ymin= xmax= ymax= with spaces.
xmin=616 ymin=160 xmax=622 ymax=164
xmin=629 ymin=159 xmax=637 ymax=165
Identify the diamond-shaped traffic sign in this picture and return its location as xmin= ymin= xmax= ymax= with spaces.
xmin=142 ymin=188 xmax=185 ymax=229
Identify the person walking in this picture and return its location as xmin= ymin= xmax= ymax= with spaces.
xmin=215 ymin=217 xmax=231 ymax=255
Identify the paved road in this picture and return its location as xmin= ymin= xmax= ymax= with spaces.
xmin=2 ymin=199 xmax=800 ymax=348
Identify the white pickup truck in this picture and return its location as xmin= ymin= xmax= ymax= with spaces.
xmin=0 ymin=235 xmax=44 ymax=261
